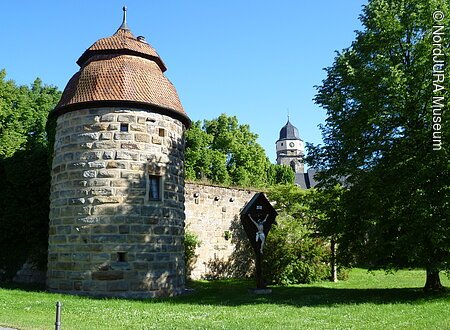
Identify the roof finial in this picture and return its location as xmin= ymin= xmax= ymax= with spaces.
xmin=287 ymin=108 xmax=290 ymax=122
xmin=119 ymin=6 xmax=130 ymax=30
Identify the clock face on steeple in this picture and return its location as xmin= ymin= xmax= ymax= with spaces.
xmin=289 ymin=142 xmax=295 ymax=148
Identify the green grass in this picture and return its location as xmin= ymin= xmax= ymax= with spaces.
xmin=1 ymin=269 xmax=449 ymax=329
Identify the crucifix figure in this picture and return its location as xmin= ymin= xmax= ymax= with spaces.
xmin=248 ymin=214 xmax=268 ymax=254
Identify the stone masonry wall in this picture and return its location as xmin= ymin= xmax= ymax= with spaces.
xmin=184 ymin=183 xmax=258 ymax=280
xmin=47 ymin=107 xmax=186 ymax=298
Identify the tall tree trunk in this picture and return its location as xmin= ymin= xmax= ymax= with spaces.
xmin=424 ymin=268 xmax=443 ymax=292
xmin=330 ymin=239 xmax=338 ymax=282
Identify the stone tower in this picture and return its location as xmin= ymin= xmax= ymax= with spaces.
xmin=47 ymin=8 xmax=190 ymax=298
xmin=275 ymin=118 xmax=304 ymax=173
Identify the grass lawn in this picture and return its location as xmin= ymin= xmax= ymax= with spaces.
xmin=0 ymin=268 xmax=449 ymax=329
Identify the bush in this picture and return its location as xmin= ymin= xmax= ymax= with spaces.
xmin=262 ymin=214 xmax=331 ymax=285
xmin=184 ymin=231 xmax=201 ymax=279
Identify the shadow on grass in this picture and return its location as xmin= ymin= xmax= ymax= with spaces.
xmin=0 ymin=281 xmax=46 ymax=293
xmin=1 ymin=279 xmax=447 ymax=308
xmin=164 ymin=279 xmax=449 ymax=308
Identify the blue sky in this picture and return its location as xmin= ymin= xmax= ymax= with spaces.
xmin=1 ymin=0 xmax=367 ymax=161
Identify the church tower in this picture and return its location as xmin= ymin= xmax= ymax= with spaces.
xmin=276 ymin=119 xmax=304 ymax=173
xmin=47 ymin=8 xmax=190 ymax=298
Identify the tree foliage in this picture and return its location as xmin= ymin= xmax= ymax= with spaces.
xmin=185 ymin=114 xmax=294 ymax=187
xmin=263 ymin=185 xmax=333 ymax=285
xmin=308 ymin=0 xmax=450 ymax=290
xmin=0 ymin=70 xmax=61 ymax=279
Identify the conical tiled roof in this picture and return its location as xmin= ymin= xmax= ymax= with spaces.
xmin=54 ymin=8 xmax=189 ymax=127
xmin=278 ymin=119 xmax=301 ymax=140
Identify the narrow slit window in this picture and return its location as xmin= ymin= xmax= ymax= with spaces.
xmin=158 ymin=128 xmax=165 ymax=137
xmin=117 ymin=252 xmax=127 ymax=262
xmin=120 ymin=123 xmax=129 ymax=132
xmin=148 ymin=175 xmax=161 ymax=201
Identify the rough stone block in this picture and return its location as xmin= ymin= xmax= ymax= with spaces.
xmin=70 ymin=198 xmax=86 ymax=205
xmin=58 ymin=280 xmax=74 ymax=291
xmin=51 ymin=235 xmax=67 ymax=244
xmin=97 ymin=169 xmax=117 ymax=178
xmin=135 ymin=133 xmax=150 ymax=143
xmin=79 ymin=142 xmax=94 ymax=149
xmin=63 ymin=153 xmax=74 ymax=162
xmin=117 ymin=115 xmax=136 ymax=123
xmin=85 ymin=123 xmax=109 ymax=131
xmin=100 ymin=132 xmax=112 ymax=140
xmin=76 ymin=216 xmax=101 ymax=224
xmin=50 ymin=270 xmax=66 ymax=279
xmin=141 ymin=206 xmax=162 ymax=217
xmin=152 ymin=136 xmax=162 ymax=145
xmin=82 ymin=170 xmax=97 ymax=178
xmin=129 ymin=163 xmax=145 ymax=171
xmin=136 ymin=253 xmax=155 ymax=262
xmin=107 ymin=161 xmax=127 ymax=169
xmin=92 ymin=225 xmax=118 ymax=234
xmin=108 ymin=123 xmax=120 ymax=130
xmin=91 ymin=234 xmax=126 ymax=244
xmin=78 ymin=132 xmax=99 ymax=141
xmin=110 ymin=179 xmax=129 ymax=187
xmin=67 ymin=162 xmax=87 ymax=170
xmin=121 ymin=142 xmax=140 ymax=150
xmin=100 ymin=114 xmax=115 ymax=122
xmin=115 ymin=151 xmax=138 ymax=161
xmin=88 ymin=161 xmax=106 ymax=169
xmin=92 ymin=196 xmax=122 ymax=204
xmin=129 ymin=124 xmax=146 ymax=132
xmin=92 ymin=270 xmax=124 ymax=281
xmin=107 ymin=280 xmax=129 ymax=291
xmin=120 ymin=171 xmax=143 ymax=180
xmin=72 ymin=253 xmax=91 ymax=262
xmin=56 ymin=225 xmax=72 ymax=235
xmin=114 ymin=132 xmax=133 ymax=140
xmin=93 ymin=141 xmax=117 ymax=149
xmin=92 ymin=253 xmax=111 ymax=263
xmin=103 ymin=151 xmax=115 ymax=159
xmin=78 ymin=151 xmax=102 ymax=161
xmin=90 ymin=188 xmax=113 ymax=196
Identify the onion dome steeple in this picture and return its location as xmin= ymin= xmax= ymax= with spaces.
xmin=278 ymin=118 xmax=300 ymax=141
xmin=54 ymin=7 xmax=190 ymax=127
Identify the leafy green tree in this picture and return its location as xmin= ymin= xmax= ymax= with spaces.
xmin=185 ymin=114 xmax=294 ymax=187
xmin=0 ymin=70 xmax=61 ymax=278
xmin=267 ymin=163 xmax=296 ymax=186
xmin=185 ymin=120 xmax=230 ymax=184
xmin=264 ymin=185 xmax=331 ymax=284
xmin=308 ymin=185 xmax=345 ymax=281
xmin=308 ymin=0 xmax=450 ymax=290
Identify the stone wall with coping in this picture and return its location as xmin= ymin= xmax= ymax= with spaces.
xmin=184 ymin=183 xmax=259 ymax=280
xmin=47 ymin=107 xmax=186 ymax=298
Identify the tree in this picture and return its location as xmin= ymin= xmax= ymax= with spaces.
xmin=185 ymin=114 xmax=294 ymax=187
xmin=264 ymin=185 xmax=332 ymax=284
xmin=308 ymin=185 xmax=345 ymax=282
xmin=0 ymin=70 xmax=61 ymax=279
xmin=308 ymin=0 xmax=450 ymax=290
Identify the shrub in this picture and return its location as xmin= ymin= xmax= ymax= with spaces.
xmin=184 ymin=231 xmax=201 ymax=279
xmin=262 ymin=214 xmax=330 ymax=285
